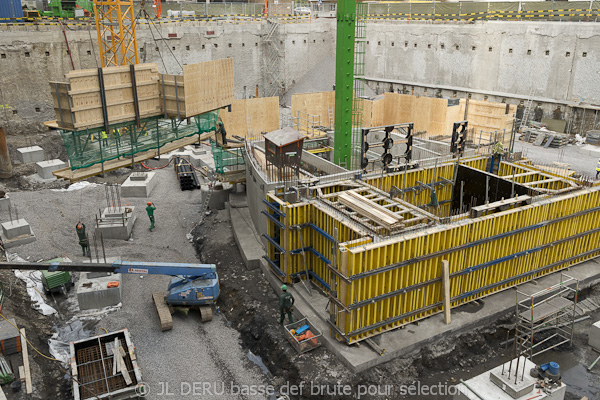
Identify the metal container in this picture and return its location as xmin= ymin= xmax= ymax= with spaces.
xmin=0 ymin=0 xmax=24 ymax=20
xmin=284 ymin=318 xmax=322 ymax=354
xmin=69 ymin=329 xmax=144 ymax=400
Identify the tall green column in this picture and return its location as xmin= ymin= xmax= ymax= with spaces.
xmin=334 ymin=0 xmax=356 ymax=168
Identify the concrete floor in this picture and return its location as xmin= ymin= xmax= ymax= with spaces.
xmin=6 ymin=169 xmax=270 ymax=400
xmin=513 ymin=140 xmax=600 ymax=177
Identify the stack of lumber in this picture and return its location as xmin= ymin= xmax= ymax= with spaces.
xmin=520 ymin=128 xmax=571 ymax=148
xmin=50 ymin=64 xmax=162 ymax=130
xmin=337 ymin=190 xmax=404 ymax=231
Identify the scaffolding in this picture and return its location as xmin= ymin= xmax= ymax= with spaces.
xmin=515 ymin=273 xmax=579 ymax=360
xmin=263 ymin=20 xmax=285 ymax=98
xmin=210 ymin=141 xmax=246 ymax=183
xmin=60 ymin=112 xmax=218 ymax=170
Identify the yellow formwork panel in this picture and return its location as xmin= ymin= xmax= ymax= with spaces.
xmin=263 ymin=167 xmax=600 ymax=344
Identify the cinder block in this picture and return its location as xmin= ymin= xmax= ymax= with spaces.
xmin=590 ymin=320 xmax=600 ymax=350
xmin=0 ymin=195 xmax=10 ymax=212
xmin=1 ymin=219 xmax=31 ymax=239
xmin=121 ymin=172 xmax=158 ymax=198
xmin=76 ymin=274 xmax=122 ymax=310
xmin=16 ymin=146 xmax=45 ymax=163
xmin=35 ymin=159 xmax=67 ymax=179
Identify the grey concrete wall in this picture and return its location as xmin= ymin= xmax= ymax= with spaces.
xmin=0 ymin=20 xmax=336 ymax=134
xmin=365 ymin=21 xmax=600 ymax=105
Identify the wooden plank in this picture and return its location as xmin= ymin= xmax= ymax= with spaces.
xmin=53 ymin=134 xmax=203 ymax=181
xmin=338 ymin=191 xmax=403 ymax=228
xmin=441 ymin=260 xmax=451 ymax=324
xmin=152 ymin=292 xmax=173 ymax=331
xmin=18 ymin=366 xmax=24 ymax=382
xmin=181 ymin=58 xmax=234 ymax=118
xmin=20 ymin=328 xmax=32 ymax=394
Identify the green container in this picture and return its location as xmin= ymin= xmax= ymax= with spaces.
xmin=41 ymin=270 xmax=71 ymax=292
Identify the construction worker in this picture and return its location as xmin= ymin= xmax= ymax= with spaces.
xmin=596 ymin=158 xmax=600 ymax=179
xmin=216 ymin=121 xmax=227 ymax=146
xmin=279 ymin=284 xmax=294 ymax=325
xmin=146 ymin=202 xmax=156 ymax=231
xmin=75 ymin=222 xmax=89 ymax=257
xmin=101 ymin=130 xmax=108 ymax=147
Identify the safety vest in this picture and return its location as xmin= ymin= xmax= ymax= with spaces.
xmin=596 ymin=161 xmax=600 ymax=172
xmin=101 ymin=131 xmax=108 ymax=139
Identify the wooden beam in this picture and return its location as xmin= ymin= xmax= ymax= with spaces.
xmin=20 ymin=328 xmax=32 ymax=394
xmin=338 ymin=191 xmax=404 ymax=229
xmin=441 ymin=260 xmax=451 ymax=325
xmin=53 ymin=134 xmax=204 ymax=181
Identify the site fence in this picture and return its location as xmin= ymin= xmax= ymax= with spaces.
xmin=4 ymin=1 xmax=600 ymax=24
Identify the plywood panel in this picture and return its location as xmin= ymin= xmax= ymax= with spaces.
xmin=291 ymin=91 xmax=335 ymax=127
xmin=371 ymin=98 xmax=385 ymax=127
xmin=219 ymin=97 xmax=280 ymax=139
xmin=50 ymin=64 xmax=161 ymax=130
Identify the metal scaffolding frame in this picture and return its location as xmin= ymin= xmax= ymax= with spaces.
xmin=263 ymin=20 xmax=285 ymax=98
xmin=515 ymin=272 xmax=579 ymax=360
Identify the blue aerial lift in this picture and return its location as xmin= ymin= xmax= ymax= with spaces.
xmin=0 ymin=260 xmax=219 ymax=331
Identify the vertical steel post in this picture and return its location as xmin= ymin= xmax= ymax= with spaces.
xmin=333 ymin=0 xmax=356 ymax=167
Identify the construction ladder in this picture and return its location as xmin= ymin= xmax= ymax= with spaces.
xmin=519 ymin=89 xmax=535 ymax=132
xmin=198 ymin=170 xmax=218 ymax=224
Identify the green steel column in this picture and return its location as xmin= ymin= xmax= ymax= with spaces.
xmin=334 ymin=0 xmax=356 ymax=167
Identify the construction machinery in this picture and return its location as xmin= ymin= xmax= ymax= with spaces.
xmin=41 ymin=0 xmax=94 ymax=18
xmin=0 ymin=260 xmax=219 ymax=331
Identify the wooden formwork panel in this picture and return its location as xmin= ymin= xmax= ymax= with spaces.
xmin=466 ymin=99 xmax=516 ymax=144
xmin=219 ymin=97 xmax=280 ymax=139
xmin=49 ymin=64 xmax=161 ymax=130
xmin=291 ymin=91 xmax=335 ymax=125
xmin=161 ymin=58 xmax=234 ymax=119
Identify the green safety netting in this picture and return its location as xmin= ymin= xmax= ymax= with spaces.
xmin=210 ymin=140 xmax=245 ymax=175
xmin=61 ymin=111 xmax=219 ymax=170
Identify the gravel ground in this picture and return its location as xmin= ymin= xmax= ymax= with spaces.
xmin=513 ymin=140 xmax=600 ymax=178
xmin=5 ymin=169 xmax=270 ymax=400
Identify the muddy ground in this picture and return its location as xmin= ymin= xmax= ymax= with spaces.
xmin=192 ymin=212 xmax=600 ymax=400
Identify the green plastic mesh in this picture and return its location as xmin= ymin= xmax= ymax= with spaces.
xmin=210 ymin=140 xmax=245 ymax=175
xmin=61 ymin=112 xmax=218 ymax=170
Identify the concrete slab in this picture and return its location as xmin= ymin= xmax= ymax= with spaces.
xmin=0 ymin=196 xmax=10 ymax=213
xmin=120 ymin=172 xmax=158 ymax=198
xmin=76 ymin=273 xmax=122 ymax=310
xmin=277 ymin=257 xmax=600 ymax=373
xmin=229 ymin=202 xmax=263 ymax=270
xmin=589 ymin=320 xmax=600 ymax=351
xmin=1 ymin=219 xmax=31 ymax=239
xmin=35 ymin=159 xmax=66 ymax=179
xmin=16 ymin=146 xmax=44 ymax=164
xmin=0 ymin=220 xmax=36 ymax=248
xmin=95 ymin=207 xmax=136 ymax=240
xmin=455 ymin=357 xmax=567 ymax=400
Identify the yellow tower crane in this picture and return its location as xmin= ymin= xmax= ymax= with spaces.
xmin=92 ymin=0 xmax=139 ymax=67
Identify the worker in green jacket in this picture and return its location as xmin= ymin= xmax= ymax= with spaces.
xmin=146 ymin=202 xmax=156 ymax=231
xmin=75 ymin=222 xmax=89 ymax=257
xmin=216 ymin=120 xmax=227 ymax=146
xmin=279 ymin=284 xmax=295 ymax=325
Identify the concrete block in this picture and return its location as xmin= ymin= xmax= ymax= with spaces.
xmin=95 ymin=207 xmax=136 ymax=240
xmin=76 ymin=273 xmax=122 ymax=310
xmin=1 ymin=219 xmax=31 ymax=239
xmin=590 ymin=320 xmax=600 ymax=351
xmin=0 ymin=219 xmax=36 ymax=248
xmin=35 ymin=159 xmax=67 ymax=179
xmin=121 ymin=172 xmax=157 ymax=198
xmin=16 ymin=146 xmax=45 ymax=163
xmin=489 ymin=357 xmax=535 ymax=398
xmin=0 ymin=195 xmax=10 ymax=212
xmin=206 ymin=187 xmax=231 ymax=210
xmin=229 ymin=206 xmax=263 ymax=270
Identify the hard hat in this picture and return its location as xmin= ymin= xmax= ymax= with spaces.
xmin=281 ymin=284 xmax=287 ymax=291
xmin=76 ymin=224 xmax=82 ymax=229
xmin=147 ymin=202 xmax=152 ymax=205
xmin=290 ymin=329 xmax=296 ymax=335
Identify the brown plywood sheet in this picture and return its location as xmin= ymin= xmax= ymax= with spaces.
xmin=162 ymin=58 xmax=234 ymax=119
xmin=219 ymin=97 xmax=280 ymax=139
